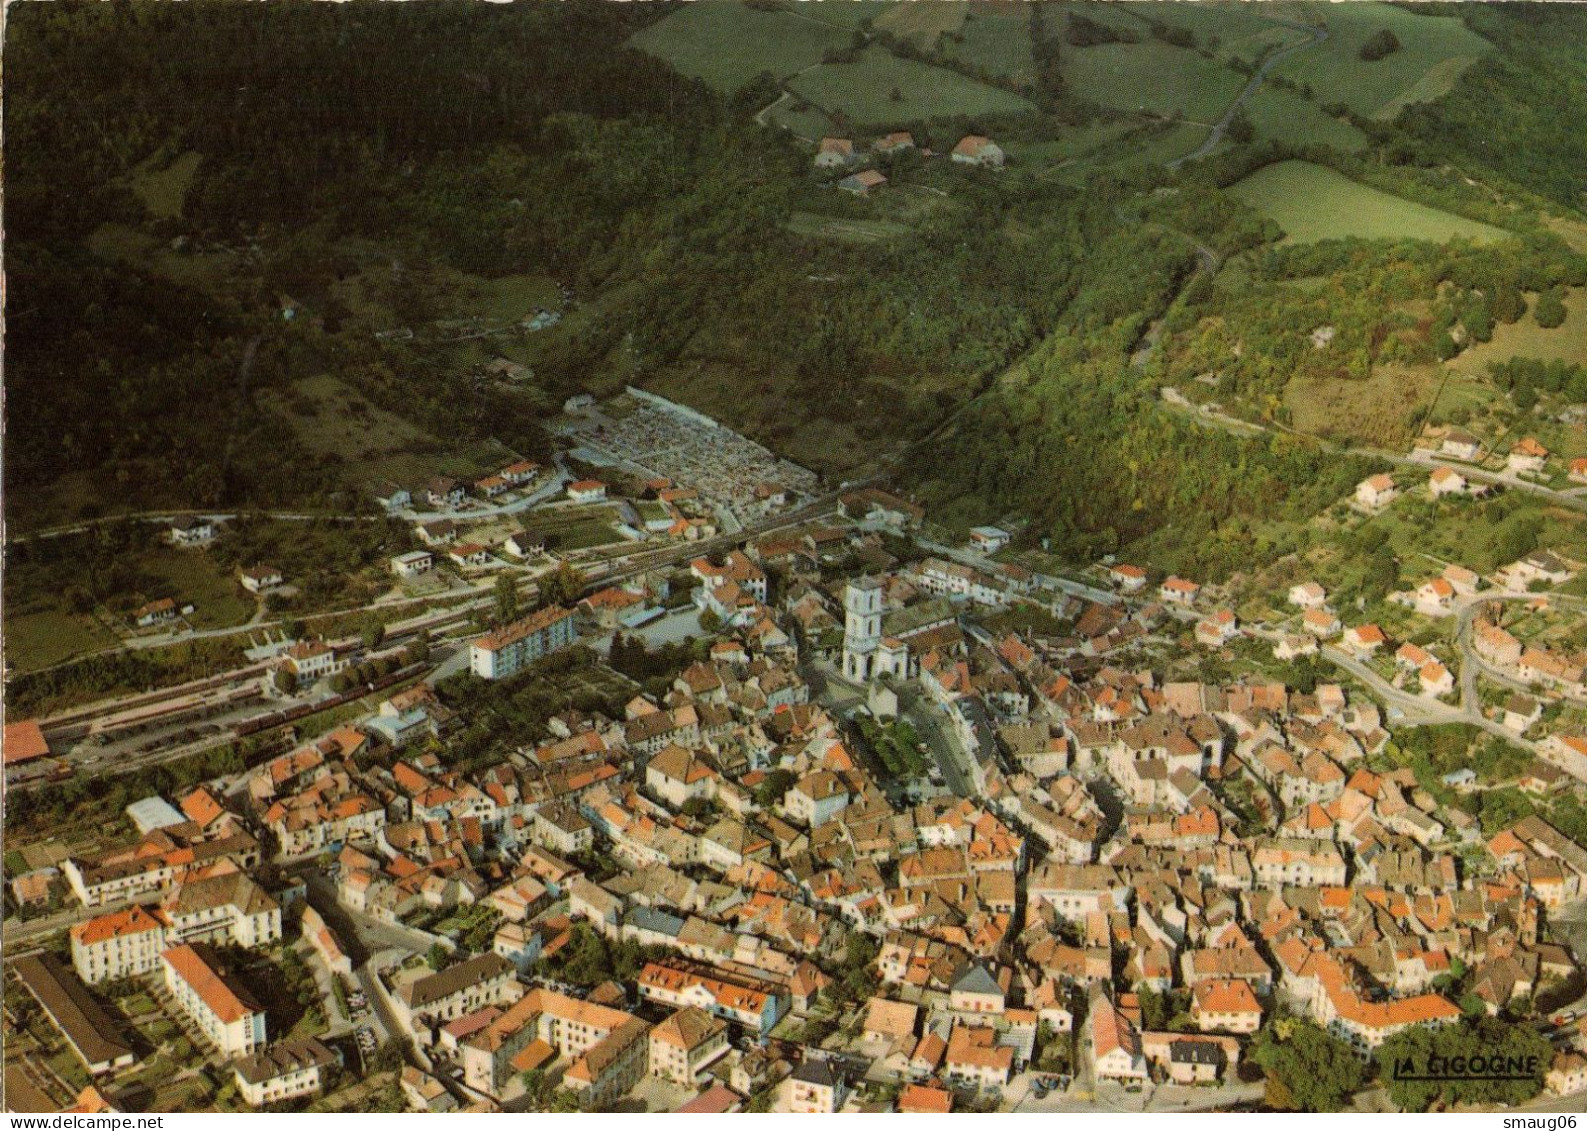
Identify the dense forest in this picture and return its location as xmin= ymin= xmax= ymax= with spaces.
xmin=6 ymin=1 xmax=1586 ymax=581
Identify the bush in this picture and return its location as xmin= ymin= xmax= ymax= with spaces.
xmin=1534 ymin=287 xmax=1567 ymax=328
xmin=1359 ymin=29 xmax=1401 ymax=61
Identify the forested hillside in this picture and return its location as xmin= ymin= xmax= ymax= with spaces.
xmin=6 ymin=0 xmax=1586 ymax=583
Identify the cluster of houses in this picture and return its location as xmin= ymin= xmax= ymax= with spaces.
xmin=13 ymin=485 xmax=1587 ymax=1115
xmin=815 ymin=130 xmax=1006 ymax=195
xmin=373 ymin=460 xmax=545 ymax=515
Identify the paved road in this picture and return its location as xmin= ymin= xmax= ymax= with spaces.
xmin=1168 ymin=20 xmax=1328 ymax=169
xmin=916 ymin=538 xmax=1120 ymax=607
xmin=906 ymin=692 xmax=977 ymax=799
xmin=1160 ymin=390 xmax=1587 ymax=515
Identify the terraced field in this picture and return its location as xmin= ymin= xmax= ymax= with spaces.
xmin=1227 ymin=161 xmax=1514 ymax=245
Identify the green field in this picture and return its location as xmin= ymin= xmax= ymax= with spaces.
xmin=1268 ymin=2 xmax=1493 ymax=120
xmin=800 ymin=1 xmax=892 ymax=31
xmin=1449 ymin=288 xmax=1587 ymax=377
xmin=1002 ymin=120 xmax=1137 ymax=170
xmin=130 ymin=150 xmax=202 ymax=219
xmin=1118 ymin=2 xmax=1315 ymax=64
xmin=1227 ymin=161 xmax=1514 ymax=245
xmin=1058 ymin=39 xmax=1245 ymax=123
xmin=140 ymin=545 xmax=257 ymax=630
xmin=790 ymin=46 xmax=1038 ymax=126
xmin=628 ymin=2 xmax=850 ymax=92
xmin=766 ymin=99 xmax=838 ymax=141
xmin=873 ymin=0 xmax=966 ymax=47
xmin=255 ymin=373 xmax=512 ymax=490
xmin=4 ymin=609 xmax=120 ymax=672
xmin=942 ymin=7 xmax=1034 ymax=84
xmin=787 ymin=210 xmax=912 ymax=243
xmin=1243 ymin=85 xmax=1367 ymax=151
xmin=86 ymin=222 xmax=236 ymax=298
xmin=465 ymin=274 xmax=561 ymax=321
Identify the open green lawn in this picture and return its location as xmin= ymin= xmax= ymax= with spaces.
xmin=1002 ymin=120 xmax=1136 ymax=170
xmin=4 ymin=610 xmax=119 ymax=672
xmin=140 ymin=546 xmax=256 ymax=630
xmin=1243 ymin=85 xmax=1367 ymax=151
xmin=255 ymin=373 xmax=512 ymax=490
xmin=1227 ymin=161 xmax=1515 ymax=245
xmin=86 ymin=223 xmax=237 ymax=298
xmin=1058 ymin=39 xmax=1245 ymax=123
xmin=1448 ymin=288 xmax=1587 ymax=377
xmin=1269 ymin=1 xmax=1493 ymax=120
xmin=766 ymin=99 xmax=837 ymax=141
xmin=942 ymin=7 xmax=1034 ymax=84
xmin=464 ymin=273 xmax=561 ymax=322
xmin=790 ymin=46 xmax=1037 ymax=126
xmin=629 ymin=1 xmax=850 ymax=92
xmin=787 ymin=210 xmax=912 ymax=243
xmin=873 ymin=0 xmax=966 ymax=47
xmin=130 ymin=150 xmax=202 ymax=219
xmin=1117 ymin=2 xmax=1315 ymax=65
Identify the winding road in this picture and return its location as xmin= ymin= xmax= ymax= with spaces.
xmin=1167 ymin=19 xmax=1330 ymax=170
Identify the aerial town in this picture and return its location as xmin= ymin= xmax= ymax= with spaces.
xmin=8 ymin=0 xmax=1587 ymax=1120
xmin=5 ymin=383 xmax=1587 ymax=1116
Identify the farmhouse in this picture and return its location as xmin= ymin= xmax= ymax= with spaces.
xmin=838 ymin=169 xmax=887 ymax=196
xmin=447 ymin=542 xmax=491 ymax=568
xmin=1343 ymin=624 xmax=1387 ymax=655
xmin=951 ymin=135 xmax=1005 ymax=168
xmin=1571 ymin=458 xmax=1587 ymax=485
xmin=169 ymin=515 xmax=216 ymax=546
xmin=1109 ymin=564 xmax=1149 ymax=592
xmin=501 ymin=460 xmax=541 ymax=484
xmin=1354 ymin=474 xmax=1398 ymax=510
xmin=505 ymin=531 xmax=547 ymax=558
xmin=873 ymin=131 xmax=915 ymax=155
xmin=425 ymin=477 xmax=465 ymax=508
xmin=1508 ymin=437 xmax=1549 ymax=474
xmin=814 ymin=137 xmax=855 ymax=169
xmin=391 ymin=550 xmax=433 ymax=577
xmin=567 ymin=480 xmax=608 ymax=503
xmin=240 ymin=565 xmax=284 ymax=593
xmin=1302 ymin=608 xmax=1341 ymax=638
xmin=1440 ymin=431 xmax=1483 ymax=461
xmin=373 ymin=482 xmax=412 ymax=511
xmin=1160 ymin=577 xmax=1200 ymax=606
xmin=1428 ymin=466 xmax=1466 ymax=498
xmin=417 ymin=519 xmax=458 ymax=546
xmin=968 ymin=526 xmax=1011 ymax=553
xmin=136 ymin=598 xmax=179 ymax=627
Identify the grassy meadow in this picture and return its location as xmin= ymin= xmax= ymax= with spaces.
xmin=1227 ymin=161 xmax=1514 ymax=245
xmin=1268 ymin=2 xmax=1493 ymax=120
xmin=790 ymin=46 xmax=1037 ymax=125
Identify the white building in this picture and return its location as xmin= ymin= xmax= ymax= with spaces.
xmin=232 ymin=1038 xmax=336 ymax=1107
xmin=70 ymin=906 xmax=167 ymax=984
xmin=469 ymin=606 xmax=578 ymax=680
xmin=391 ymin=551 xmax=433 ymax=577
xmin=162 ymin=944 xmax=268 ymax=1057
